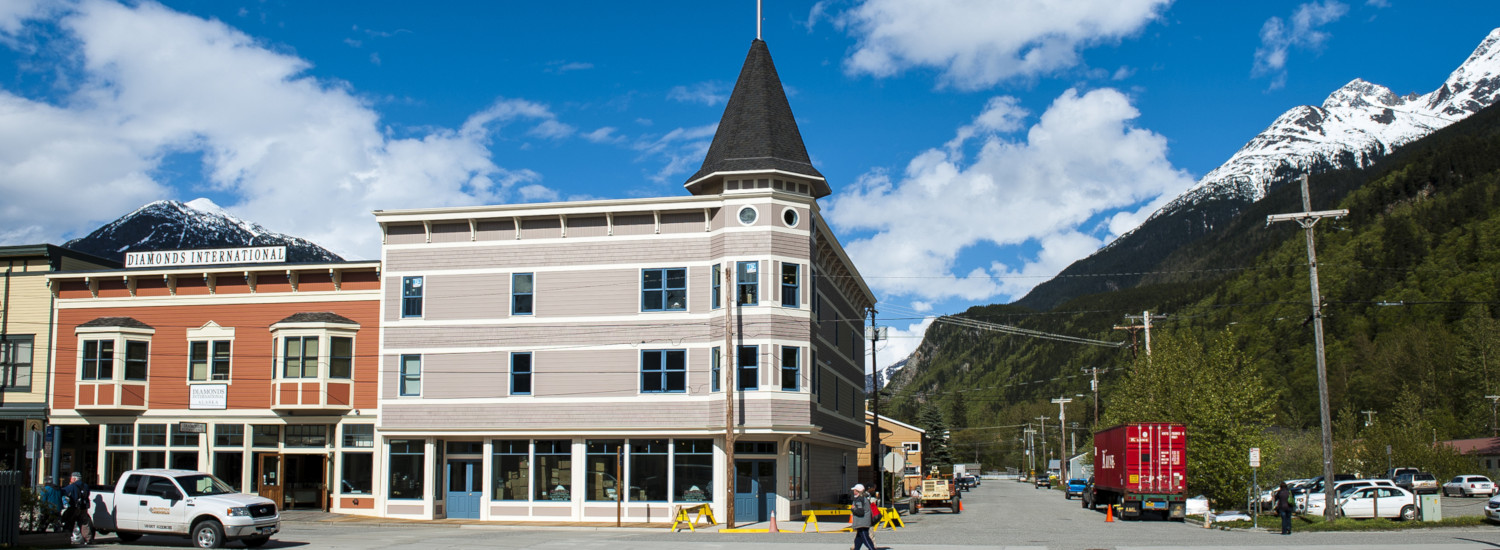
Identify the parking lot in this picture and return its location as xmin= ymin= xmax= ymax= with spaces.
xmin=55 ymin=478 xmax=1500 ymax=550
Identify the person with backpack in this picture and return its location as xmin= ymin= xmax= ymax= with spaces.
xmin=850 ymin=484 xmax=877 ymax=550
xmin=40 ymin=477 xmax=64 ymax=533
xmin=61 ymin=472 xmax=93 ymax=545
xmin=1274 ymin=482 xmax=1294 ymax=535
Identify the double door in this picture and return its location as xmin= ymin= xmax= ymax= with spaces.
xmin=734 ymin=459 xmax=776 ymax=523
xmin=447 ymin=459 xmax=483 ymax=519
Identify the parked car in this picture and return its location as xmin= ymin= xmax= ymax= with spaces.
xmin=1065 ymin=478 xmax=1088 ymax=500
xmin=89 ymin=468 xmax=279 ymax=548
xmin=1304 ymin=480 xmax=1397 ymax=515
xmin=1486 ymin=494 xmax=1500 ymax=522
xmin=1394 ymin=472 xmax=1440 ymax=495
xmin=1442 ymin=475 xmax=1497 ymax=497
xmin=1386 ymin=467 xmax=1420 ymax=480
xmin=1335 ymin=486 xmax=1416 ymax=520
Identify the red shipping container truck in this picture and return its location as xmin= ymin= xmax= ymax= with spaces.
xmin=1082 ymin=422 xmax=1187 ymax=520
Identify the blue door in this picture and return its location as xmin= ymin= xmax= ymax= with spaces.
xmin=734 ymin=459 xmax=776 ymax=523
xmin=446 ymin=459 xmax=482 ymax=519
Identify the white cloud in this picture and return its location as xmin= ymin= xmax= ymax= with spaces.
xmin=582 ymin=126 xmax=624 ymax=144
xmin=631 ymin=123 xmax=718 ymax=184
xmin=1253 ymin=1 xmax=1348 ymax=89
xmin=0 ymin=0 xmax=49 ymax=34
xmin=0 ymin=0 xmax=565 ymax=259
xmin=546 ymin=61 xmax=593 ymax=74
xmin=871 ymin=316 xmax=935 ymax=373
xmin=667 ymin=81 xmax=730 ymax=106
xmin=825 ymin=88 xmax=1196 ymax=304
xmin=833 ymin=0 xmax=1172 ymax=90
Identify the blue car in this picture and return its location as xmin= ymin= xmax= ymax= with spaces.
xmin=1065 ymin=478 xmax=1089 ymax=500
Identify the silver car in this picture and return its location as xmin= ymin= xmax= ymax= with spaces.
xmin=1443 ymin=475 xmax=1497 ymax=497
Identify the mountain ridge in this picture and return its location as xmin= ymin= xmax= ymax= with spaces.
xmin=63 ymin=199 xmax=343 ymax=264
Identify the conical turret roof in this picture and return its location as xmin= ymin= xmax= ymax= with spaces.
xmin=684 ymin=39 xmax=828 ymax=197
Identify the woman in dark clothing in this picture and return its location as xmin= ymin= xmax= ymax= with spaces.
xmin=1274 ymin=482 xmax=1293 ymax=535
xmin=850 ymin=484 xmax=876 ymax=550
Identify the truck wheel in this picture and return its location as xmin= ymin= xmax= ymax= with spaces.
xmin=192 ymin=519 xmax=225 ymax=549
xmin=1399 ymin=505 xmax=1415 ymax=521
xmin=951 ymin=498 xmax=960 ymax=514
xmin=242 ymin=536 xmax=271 ymax=547
xmin=117 ymin=531 xmax=143 ymax=542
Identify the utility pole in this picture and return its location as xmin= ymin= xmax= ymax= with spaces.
xmin=1121 ymin=311 xmax=1169 ymax=356
xmin=1052 ymin=398 xmax=1072 ymax=482
xmin=1487 ymin=396 xmax=1500 ymax=437
xmin=1267 ymin=173 xmax=1348 ymax=522
xmin=723 ymin=266 xmax=736 ymax=528
xmin=1024 ymin=427 xmax=1036 ymax=479
xmin=869 ymin=309 xmax=884 ymax=502
xmin=1361 ymin=410 xmax=1376 ymax=428
xmin=1036 ymin=416 xmax=1048 ymax=477
xmin=1083 ymin=366 xmax=1100 ymax=428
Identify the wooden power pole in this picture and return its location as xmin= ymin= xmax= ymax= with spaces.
xmin=723 ymin=266 xmax=736 ymax=528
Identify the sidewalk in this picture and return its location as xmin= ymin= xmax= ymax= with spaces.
xmin=278 ymin=508 xmax=914 ymax=534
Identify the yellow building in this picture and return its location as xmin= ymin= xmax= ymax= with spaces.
xmin=0 ymin=245 xmax=117 ymax=485
xmin=858 ymin=411 xmax=924 ymax=497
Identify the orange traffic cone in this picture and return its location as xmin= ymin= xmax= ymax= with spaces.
xmin=959 ymin=499 xmax=964 ymax=512
xmin=1106 ymin=504 xmax=1114 ymax=523
xmin=769 ymin=511 xmax=779 ymax=533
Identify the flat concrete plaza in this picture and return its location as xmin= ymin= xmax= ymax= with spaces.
xmin=59 ymin=478 xmax=1500 ymax=549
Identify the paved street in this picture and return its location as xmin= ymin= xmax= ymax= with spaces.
xmin=63 ymin=479 xmax=1500 ymax=549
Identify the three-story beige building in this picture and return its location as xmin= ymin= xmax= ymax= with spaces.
xmin=371 ymin=38 xmax=875 ymax=523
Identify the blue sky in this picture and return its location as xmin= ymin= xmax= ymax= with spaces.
xmin=1 ymin=0 xmax=1497 ymax=366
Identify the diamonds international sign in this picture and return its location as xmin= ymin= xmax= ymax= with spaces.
xmin=125 ymin=246 xmax=287 ymax=268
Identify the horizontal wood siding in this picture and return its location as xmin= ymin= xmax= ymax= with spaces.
xmin=520 ymin=218 xmax=561 ymax=239
xmin=535 ymin=349 xmax=636 ymax=398
xmin=771 ymin=232 xmax=808 ymax=260
xmin=385 ymin=239 xmax=714 ymax=272
xmin=476 ymin=220 xmax=514 ymax=241
xmin=810 ymin=443 xmax=854 ymax=505
xmin=660 ymin=212 xmax=704 ymax=235
xmin=386 ymin=224 xmax=425 ymax=245
xmin=423 ymin=351 xmax=508 ymax=399
xmin=535 ymin=269 xmax=637 ymax=317
xmin=430 ymin=222 xmax=470 ymax=243
xmin=567 ymin=216 xmax=608 ymax=238
xmin=381 ymin=394 xmax=812 ymax=431
xmin=612 ymin=214 xmax=654 ymax=236
xmin=422 ymin=273 xmax=508 ymax=321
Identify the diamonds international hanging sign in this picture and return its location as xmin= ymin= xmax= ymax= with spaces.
xmin=125 ymin=246 xmax=287 ymax=268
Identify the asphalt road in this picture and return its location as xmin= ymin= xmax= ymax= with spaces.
xmin=68 ymin=479 xmax=1500 ymax=549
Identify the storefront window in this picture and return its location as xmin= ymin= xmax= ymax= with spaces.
xmin=534 ymin=440 xmax=571 ymax=502
xmin=788 ymin=441 xmax=808 ymax=500
xmin=492 ymin=440 xmax=529 ymax=501
xmin=673 ymin=440 xmax=713 ymax=502
xmin=342 ymin=424 xmax=374 ymax=448
xmin=585 ymin=440 xmax=622 ymax=501
xmin=105 ymin=424 xmax=133 ymax=446
xmin=285 ymin=425 xmax=328 ymax=447
xmin=629 ymin=439 xmax=668 ymax=502
xmin=137 ymin=424 xmax=166 ymax=447
xmin=341 ymin=452 xmax=373 ymax=495
xmin=251 ymin=425 xmax=279 ymax=447
xmin=105 ymin=451 xmax=132 ymax=486
xmin=137 ymin=450 xmax=165 ymax=469
xmin=388 ymin=440 xmax=425 ymax=500
xmin=214 ymin=452 xmax=243 ymax=491
xmin=170 ymin=451 xmax=198 ymax=470
xmin=214 ymin=424 xmax=244 ymax=447
xmin=171 ymin=425 xmax=200 ymax=447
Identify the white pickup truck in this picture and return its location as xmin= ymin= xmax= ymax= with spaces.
xmin=88 ymin=468 xmax=280 ymax=548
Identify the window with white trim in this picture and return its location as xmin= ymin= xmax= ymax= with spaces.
xmin=511 ymin=352 xmax=532 ymax=395
xmin=641 ymin=268 xmax=687 ymax=311
xmin=77 ymin=322 xmax=154 ymax=383
xmin=0 ymin=335 xmax=33 ymax=391
xmin=512 ymin=273 xmax=534 ymax=315
xmin=402 ymin=276 xmax=424 ymax=318
xmin=186 ymin=321 xmax=234 ymax=382
xmin=781 ymin=264 xmax=800 ymax=308
xmin=400 ymin=354 xmax=421 ymax=396
xmin=736 ymin=261 xmax=758 ymax=306
xmin=641 ymin=350 xmax=687 ymax=393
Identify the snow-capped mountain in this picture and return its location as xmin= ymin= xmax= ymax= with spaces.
xmin=1016 ymin=28 xmax=1500 ymax=311
xmin=64 ymin=199 xmax=343 ymax=264
xmin=1155 ymin=27 xmax=1500 ymax=215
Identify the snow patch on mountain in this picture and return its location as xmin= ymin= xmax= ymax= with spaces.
xmin=64 ymin=199 xmax=342 ymax=264
xmin=1137 ymin=27 xmax=1500 ymax=228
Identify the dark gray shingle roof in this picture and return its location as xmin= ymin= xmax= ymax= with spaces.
xmin=275 ymin=312 xmax=358 ymax=325
xmin=79 ymin=317 xmax=152 ymax=329
xmin=685 ymin=39 xmax=826 ymax=195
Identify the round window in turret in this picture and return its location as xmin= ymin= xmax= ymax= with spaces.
xmin=782 ymin=208 xmax=799 ymax=228
xmin=737 ymin=206 xmax=759 ymax=225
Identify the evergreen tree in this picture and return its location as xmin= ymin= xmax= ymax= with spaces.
xmin=919 ymin=402 xmax=953 ymax=469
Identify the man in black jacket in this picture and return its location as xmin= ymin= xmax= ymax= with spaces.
xmin=61 ymin=472 xmax=93 ymax=544
xmin=1274 ymin=482 xmax=1293 ymax=535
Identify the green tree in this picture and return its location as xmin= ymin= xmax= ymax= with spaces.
xmin=1103 ymin=330 xmax=1277 ymax=506
xmin=919 ymin=402 xmax=954 ymax=469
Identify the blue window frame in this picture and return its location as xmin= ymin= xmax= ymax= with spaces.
xmin=399 ymin=354 xmax=421 ymax=396
xmin=511 ymin=352 xmax=532 ymax=395
xmin=781 ymin=346 xmax=800 ymax=391
xmin=82 ymin=340 xmax=114 ymax=380
xmin=402 ymin=276 xmax=423 ymax=318
xmin=781 ymin=263 xmax=799 ymax=308
xmin=711 ymin=347 xmax=721 ymax=392
xmin=737 ymin=345 xmax=758 ymax=391
xmin=388 ymin=440 xmax=425 ymax=500
xmin=736 ymin=261 xmax=758 ymax=306
xmin=641 ymin=268 xmax=687 ymax=311
xmin=512 ymin=273 xmax=534 ymax=315
xmin=711 ymin=264 xmax=721 ymax=309
xmin=641 ymin=350 xmax=687 ymax=393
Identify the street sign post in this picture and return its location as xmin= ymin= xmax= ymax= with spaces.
xmin=1249 ymin=448 xmax=1261 ymax=528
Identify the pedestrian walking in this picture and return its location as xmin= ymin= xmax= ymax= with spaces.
xmin=850 ymin=484 xmax=876 ymax=550
xmin=40 ymin=477 xmax=64 ymax=533
xmin=61 ymin=472 xmax=93 ymax=545
xmin=1274 ymin=482 xmax=1293 ymax=535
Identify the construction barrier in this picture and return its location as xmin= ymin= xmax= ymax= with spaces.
xmin=669 ymin=503 xmax=717 ymax=532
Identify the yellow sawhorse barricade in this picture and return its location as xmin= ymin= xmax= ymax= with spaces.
xmin=670 ymin=503 xmax=718 ymax=532
xmin=800 ymin=506 xmax=901 ymax=533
